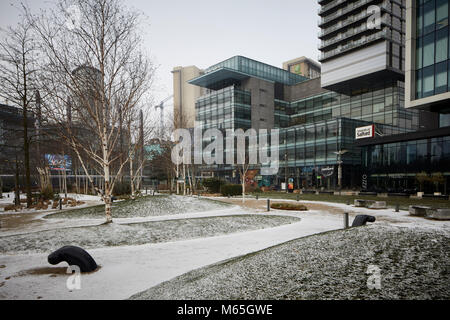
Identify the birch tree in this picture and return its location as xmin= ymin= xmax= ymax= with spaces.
xmin=0 ymin=21 xmax=39 ymax=208
xmin=28 ymin=0 xmax=153 ymax=223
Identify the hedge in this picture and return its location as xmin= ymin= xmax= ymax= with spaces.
xmin=220 ymin=184 xmax=242 ymax=197
xmin=202 ymin=177 xmax=226 ymax=194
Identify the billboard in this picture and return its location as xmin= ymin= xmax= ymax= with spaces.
xmin=355 ymin=125 xmax=375 ymax=140
xmin=45 ymin=154 xmax=72 ymax=171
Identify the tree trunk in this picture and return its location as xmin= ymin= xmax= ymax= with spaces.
xmin=15 ymin=156 xmax=20 ymax=206
xmin=104 ymin=194 xmax=113 ymax=223
xmin=22 ymin=100 xmax=32 ymax=208
xmin=130 ymin=156 xmax=135 ymax=199
xmin=242 ymin=179 xmax=245 ymax=203
xmin=103 ymin=160 xmax=113 ymax=223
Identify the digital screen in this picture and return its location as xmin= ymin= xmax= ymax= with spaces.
xmin=45 ymin=154 xmax=72 ymax=171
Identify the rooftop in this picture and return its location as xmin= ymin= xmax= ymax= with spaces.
xmin=189 ymin=56 xmax=308 ymax=89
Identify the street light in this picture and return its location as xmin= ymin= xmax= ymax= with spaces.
xmin=334 ymin=149 xmax=348 ymax=195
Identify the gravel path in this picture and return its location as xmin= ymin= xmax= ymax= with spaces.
xmin=44 ymin=195 xmax=230 ymax=220
xmin=0 ymin=215 xmax=300 ymax=254
xmin=130 ymin=225 xmax=450 ymax=300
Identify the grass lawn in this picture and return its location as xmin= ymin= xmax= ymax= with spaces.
xmin=45 ymin=195 xmax=230 ymax=219
xmin=250 ymin=192 xmax=450 ymax=210
xmin=130 ymin=225 xmax=450 ymax=300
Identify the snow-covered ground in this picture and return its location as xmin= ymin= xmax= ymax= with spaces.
xmin=0 ymin=195 xmax=449 ymax=300
xmin=131 ymin=224 xmax=450 ymax=300
xmin=0 ymin=192 xmax=104 ymax=215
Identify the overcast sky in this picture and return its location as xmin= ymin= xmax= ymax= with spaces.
xmin=0 ymin=0 xmax=321 ymax=106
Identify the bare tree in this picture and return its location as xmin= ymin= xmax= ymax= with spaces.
xmin=27 ymin=0 xmax=153 ymax=223
xmin=125 ymin=106 xmax=157 ymax=199
xmin=237 ymin=159 xmax=250 ymax=203
xmin=0 ymin=20 xmax=39 ymax=207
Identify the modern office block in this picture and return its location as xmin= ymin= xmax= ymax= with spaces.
xmin=282 ymin=56 xmax=321 ymax=79
xmin=172 ymin=66 xmax=205 ymax=129
xmin=405 ymin=0 xmax=450 ymax=117
xmin=319 ymin=0 xmax=406 ymax=94
xmin=188 ymin=55 xmax=420 ymax=188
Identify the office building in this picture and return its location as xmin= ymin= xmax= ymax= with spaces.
xmin=172 ymin=66 xmax=205 ymax=129
xmin=188 ymin=55 xmax=422 ymax=189
xmin=282 ymin=56 xmax=321 ymax=79
xmin=356 ymin=0 xmax=450 ymax=193
xmin=319 ymin=0 xmax=406 ymax=94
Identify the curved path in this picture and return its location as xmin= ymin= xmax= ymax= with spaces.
xmin=0 ymin=204 xmax=343 ymax=300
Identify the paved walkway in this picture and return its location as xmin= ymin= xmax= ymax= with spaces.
xmin=0 ymin=207 xmax=343 ymax=300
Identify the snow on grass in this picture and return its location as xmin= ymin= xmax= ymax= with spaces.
xmin=44 ymin=195 xmax=230 ymax=219
xmin=0 ymin=215 xmax=300 ymax=254
xmin=129 ymin=225 xmax=450 ymax=300
xmin=0 ymin=209 xmax=338 ymax=300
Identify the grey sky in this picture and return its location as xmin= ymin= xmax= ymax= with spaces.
xmin=0 ymin=0 xmax=321 ymax=105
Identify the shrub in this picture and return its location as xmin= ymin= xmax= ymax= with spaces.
xmin=270 ymin=202 xmax=308 ymax=211
xmin=202 ymin=177 xmax=226 ymax=194
xmin=40 ymin=186 xmax=54 ymax=201
xmin=113 ymin=181 xmax=131 ymax=196
xmin=220 ymin=184 xmax=242 ymax=197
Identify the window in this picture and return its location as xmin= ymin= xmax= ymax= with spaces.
xmin=423 ymin=65 xmax=435 ymax=97
xmin=435 ymin=61 xmax=447 ymax=94
xmin=423 ymin=32 xmax=435 ymax=67
xmin=436 ymin=0 xmax=449 ymax=29
xmin=423 ymin=0 xmax=436 ymax=35
xmin=436 ymin=27 xmax=448 ymax=62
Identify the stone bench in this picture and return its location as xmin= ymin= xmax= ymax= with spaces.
xmin=354 ymin=199 xmax=375 ymax=208
xmin=409 ymin=205 xmax=431 ymax=217
xmin=367 ymin=201 xmax=387 ymax=209
xmin=425 ymin=208 xmax=450 ymax=220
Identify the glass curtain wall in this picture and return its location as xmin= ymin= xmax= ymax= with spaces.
xmin=416 ymin=0 xmax=450 ymax=98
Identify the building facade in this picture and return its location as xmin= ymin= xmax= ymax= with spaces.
xmin=319 ymin=0 xmax=406 ymax=94
xmin=188 ymin=55 xmax=423 ymax=189
xmin=356 ymin=0 xmax=450 ymax=194
xmin=172 ymin=66 xmax=205 ymax=129
xmin=170 ymin=0 xmax=449 ymax=193
xmin=282 ymin=56 xmax=321 ymax=79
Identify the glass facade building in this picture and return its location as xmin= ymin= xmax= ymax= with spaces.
xmin=191 ymin=55 xmax=422 ymax=189
xmin=205 ymin=56 xmax=308 ymax=86
xmin=361 ymin=133 xmax=450 ymax=193
xmin=415 ymin=0 xmax=450 ymax=99
xmin=196 ymin=86 xmax=252 ymax=131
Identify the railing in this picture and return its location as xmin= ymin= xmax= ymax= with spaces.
xmin=319 ymin=1 xmax=390 ymax=38
xmin=319 ymin=29 xmax=387 ymax=61
xmin=320 ymin=0 xmax=389 ymax=25
xmin=319 ymin=0 xmax=346 ymax=15
xmin=319 ymin=15 xmax=391 ymax=49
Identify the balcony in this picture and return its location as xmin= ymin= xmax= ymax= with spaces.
xmin=319 ymin=15 xmax=392 ymax=50
xmin=319 ymin=1 xmax=390 ymax=38
xmin=319 ymin=29 xmax=388 ymax=62
xmin=319 ymin=0 xmax=387 ymax=27
xmin=319 ymin=0 xmax=384 ymax=21
xmin=319 ymin=0 xmax=346 ymax=16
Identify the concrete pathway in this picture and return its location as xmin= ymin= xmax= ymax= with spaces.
xmin=0 ymin=208 xmax=342 ymax=300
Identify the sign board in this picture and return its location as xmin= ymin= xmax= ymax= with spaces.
xmin=45 ymin=154 xmax=72 ymax=171
xmin=320 ymin=166 xmax=335 ymax=177
xmin=355 ymin=125 xmax=375 ymax=140
xmin=281 ymin=182 xmax=286 ymax=190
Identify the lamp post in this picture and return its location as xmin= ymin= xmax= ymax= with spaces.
xmin=334 ymin=149 xmax=348 ymax=195
xmin=284 ymin=152 xmax=288 ymax=193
